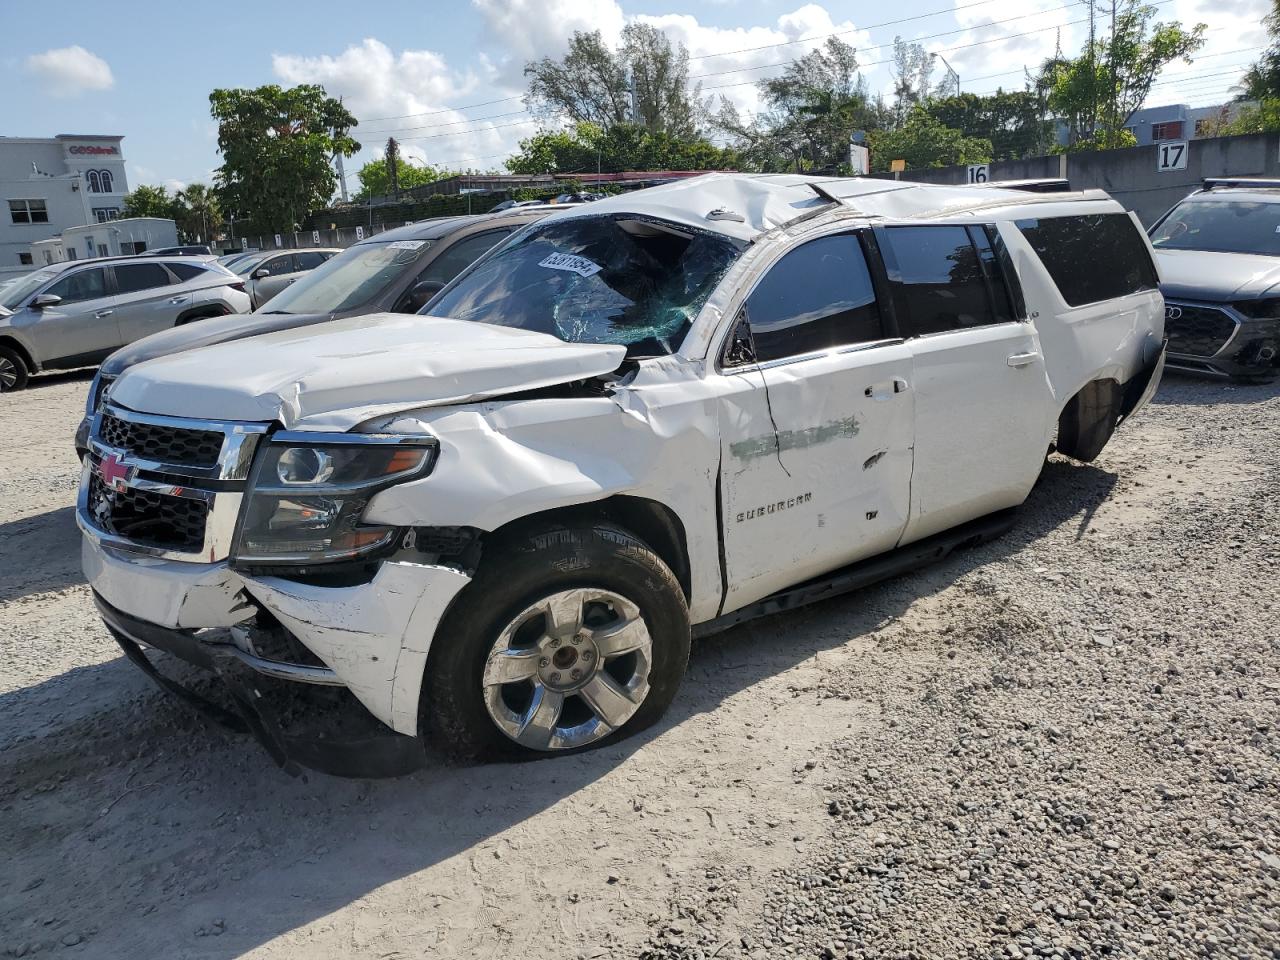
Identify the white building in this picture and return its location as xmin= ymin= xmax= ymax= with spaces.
xmin=0 ymin=134 xmax=129 ymax=277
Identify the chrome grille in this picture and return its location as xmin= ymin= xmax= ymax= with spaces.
xmin=1165 ymin=303 xmax=1237 ymax=358
xmin=99 ymin=412 xmax=225 ymax=468
xmin=87 ymin=470 xmax=209 ymax=552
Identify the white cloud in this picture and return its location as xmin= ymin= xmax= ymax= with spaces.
xmin=273 ymin=38 xmax=539 ymax=173
xmin=24 ymin=45 xmax=114 ymax=97
xmin=472 ymin=0 xmax=626 ymax=62
xmin=637 ymin=5 xmax=875 ymax=118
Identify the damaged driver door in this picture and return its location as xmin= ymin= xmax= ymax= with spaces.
xmin=714 ymin=232 xmax=916 ymax=614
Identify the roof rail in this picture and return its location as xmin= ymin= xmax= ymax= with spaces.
xmin=1202 ymin=177 xmax=1280 ymax=191
xmin=974 ymin=178 xmax=1072 ymax=193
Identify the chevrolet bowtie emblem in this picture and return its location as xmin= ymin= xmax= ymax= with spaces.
xmin=98 ymin=453 xmax=133 ymax=491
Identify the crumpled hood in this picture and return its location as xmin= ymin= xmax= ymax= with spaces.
xmin=108 ymin=313 xmax=627 ymax=429
xmin=1154 ymin=249 xmax=1280 ymax=303
xmin=100 ymin=310 xmax=338 ymax=377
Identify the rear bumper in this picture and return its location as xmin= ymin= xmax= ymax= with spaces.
xmin=1119 ymin=339 xmax=1166 ymax=425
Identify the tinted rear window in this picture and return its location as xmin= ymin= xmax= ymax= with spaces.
xmin=167 ymin=262 xmax=207 ymax=281
xmin=1015 ymin=214 xmax=1157 ymax=306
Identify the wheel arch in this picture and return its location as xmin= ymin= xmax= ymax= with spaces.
xmin=478 ymin=495 xmax=693 ymax=604
xmin=0 ymin=335 xmax=37 ymax=373
xmin=174 ymin=304 xmax=229 ymax=326
xmin=1055 ymin=376 xmax=1123 ymax=462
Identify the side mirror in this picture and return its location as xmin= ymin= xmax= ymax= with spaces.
xmin=723 ymin=313 xmax=756 ymax=367
xmin=407 ymin=280 xmax=445 ymax=313
xmin=31 ymin=293 xmax=62 ymax=310
xmin=253 ymin=268 xmax=270 ymax=279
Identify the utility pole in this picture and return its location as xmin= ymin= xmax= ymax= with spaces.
xmin=386 ymin=137 xmax=400 ymax=201
xmin=1082 ymin=0 xmax=1098 ymax=141
xmin=335 ymin=95 xmax=350 ymax=204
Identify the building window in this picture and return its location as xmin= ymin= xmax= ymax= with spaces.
xmin=93 ymin=207 xmax=120 ymax=222
xmin=8 ymin=199 xmax=50 ymax=224
xmin=18 ymin=252 xmax=33 ymax=265
xmin=1151 ymin=121 xmax=1184 ymax=141
xmin=86 ymin=170 xmax=101 ymax=192
xmin=99 ymin=170 xmax=113 ymax=193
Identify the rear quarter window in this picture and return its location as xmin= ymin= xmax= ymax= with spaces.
xmin=1015 ymin=213 xmax=1157 ymax=307
xmin=167 ymin=262 xmax=207 ymax=281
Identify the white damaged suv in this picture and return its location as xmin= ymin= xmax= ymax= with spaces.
xmin=79 ymin=174 xmax=1164 ymax=775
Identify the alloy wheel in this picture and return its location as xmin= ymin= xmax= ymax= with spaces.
xmin=481 ymin=588 xmax=652 ymax=751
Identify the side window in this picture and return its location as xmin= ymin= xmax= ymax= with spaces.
xmin=417 ymin=229 xmax=511 ymax=286
xmin=967 ymin=225 xmax=1017 ymax=324
xmin=114 ymin=263 xmax=171 ymax=294
xmin=295 ymin=251 xmax=326 ymax=270
xmin=1015 ymin=214 xmax=1158 ymax=306
xmin=266 ymin=256 xmax=295 ymax=276
xmin=879 ymin=226 xmax=999 ymax=337
xmin=167 ymin=262 xmax=207 ymax=282
xmin=735 ymin=233 xmax=884 ymax=365
xmin=44 ymin=268 xmax=107 ymax=304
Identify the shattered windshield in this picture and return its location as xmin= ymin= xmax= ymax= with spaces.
xmin=1150 ymin=199 xmax=1280 ymax=256
xmin=424 ymin=215 xmax=744 ymax=356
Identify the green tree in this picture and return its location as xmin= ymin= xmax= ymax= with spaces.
xmin=352 ymin=154 xmax=447 ymax=200
xmin=866 ymin=107 xmax=992 ymax=172
xmin=890 ymin=37 xmax=937 ymax=124
xmin=121 ymin=184 xmax=180 ymax=220
xmin=714 ymin=37 xmax=889 ymax=173
xmin=524 ymin=26 xmax=705 ymax=137
xmin=1237 ymin=0 xmax=1280 ymax=100
xmin=1217 ymin=99 xmax=1280 ymax=134
xmin=506 ymin=121 xmax=738 ymax=175
xmin=925 ymin=90 xmax=1054 ymax=160
xmin=525 ymin=31 xmax=631 ymax=128
xmin=209 ymin=83 xmax=358 ymax=233
xmin=174 ymin=183 xmax=222 ymax=241
xmin=1041 ymin=2 xmax=1204 ymax=148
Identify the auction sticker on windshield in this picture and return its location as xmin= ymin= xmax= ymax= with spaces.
xmin=538 ymin=253 xmax=602 ymax=277
xmin=387 ymin=240 xmax=428 ymax=251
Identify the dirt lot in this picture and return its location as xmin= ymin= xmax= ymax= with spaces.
xmin=1 ymin=370 xmax=1277 ymax=960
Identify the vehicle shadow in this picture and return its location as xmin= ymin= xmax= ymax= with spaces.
xmin=0 ymin=456 xmax=1117 ymax=959
xmin=0 ymin=505 xmax=83 ymax=603
xmin=22 ymin=367 xmax=96 ymax=391
xmin=1152 ymin=371 xmax=1280 ymax=406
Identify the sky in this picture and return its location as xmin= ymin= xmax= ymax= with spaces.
xmin=0 ymin=0 xmax=1270 ymax=196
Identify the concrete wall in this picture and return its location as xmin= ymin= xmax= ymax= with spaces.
xmin=874 ymin=133 xmax=1280 ymax=225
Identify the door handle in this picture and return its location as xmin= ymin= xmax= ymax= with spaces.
xmin=167 ymin=296 xmax=187 ymax=304
xmin=95 ymin=310 xmax=114 ymax=318
xmin=893 ymin=377 xmax=910 ymax=393
xmin=1007 ymin=351 xmax=1041 ymax=367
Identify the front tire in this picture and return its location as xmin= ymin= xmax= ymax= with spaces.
xmin=0 ymin=346 xmax=29 ymax=392
xmin=422 ymin=521 xmax=690 ymax=762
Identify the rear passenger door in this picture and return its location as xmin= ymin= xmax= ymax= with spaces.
xmin=715 ymin=231 xmax=916 ymax=613
xmin=875 ymin=224 xmax=1054 ymax=545
xmin=111 ymin=262 xmax=185 ymax=344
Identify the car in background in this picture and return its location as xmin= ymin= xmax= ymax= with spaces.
xmin=554 ymin=191 xmax=606 ymax=204
xmin=143 ymin=245 xmax=213 ymax=257
xmin=0 ymin=256 xmax=250 ymax=392
xmin=229 ymin=247 xmax=340 ymax=309
xmin=74 ymin=205 xmax=564 ymax=452
xmin=1148 ymin=177 xmax=1280 ymax=378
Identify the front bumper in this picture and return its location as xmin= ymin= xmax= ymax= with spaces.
xmin=81 ymin=532 xmax=472 ymax=774
xmin=1165 ymin=301 xmax=1280 ymax=379
xmin=96 ymin=593 xmax=425 ymax=778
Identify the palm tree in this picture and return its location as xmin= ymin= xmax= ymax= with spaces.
xmin=175 ymin=183 xmax=222 ymax=242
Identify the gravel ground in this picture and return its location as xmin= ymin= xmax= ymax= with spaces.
xmin=1 ymin=369 xmax=1277 ymax=959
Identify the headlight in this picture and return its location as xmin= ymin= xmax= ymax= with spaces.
xmin=233 ymin=433 xmax=438 ymax=564
xmin=85 ymin=371 xmax=114 ymax=417
xmin=1232 ymin=299 xmax=1280 ymax=320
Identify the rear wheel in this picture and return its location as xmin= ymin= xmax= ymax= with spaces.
xmin=0 ymin=347 xmax=29 ymax=392
xmin=1056 ymin=379 xmax=1121 ymax=463
xmin=423 ymin=521 xmax=690 ymax=762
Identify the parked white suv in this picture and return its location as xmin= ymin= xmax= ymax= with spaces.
xmin=78 ymin=175 xmax=1164 ymax=775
